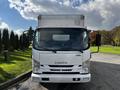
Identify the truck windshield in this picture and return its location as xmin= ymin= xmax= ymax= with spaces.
xmin=33 ymin=28 xmax=89 ymax=51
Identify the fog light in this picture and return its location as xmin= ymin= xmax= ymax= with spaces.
xmin=42 ymin=78 xmax=49 ymax=81
xmin=83 ymin=77 xmax=89 ymax=81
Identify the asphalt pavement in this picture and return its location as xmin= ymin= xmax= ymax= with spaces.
xmin=8 ymin=53 xmax=120 ymax=90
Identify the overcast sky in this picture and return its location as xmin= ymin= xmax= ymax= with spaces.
xmin=0 ymin=0 xmax=120 ymax=32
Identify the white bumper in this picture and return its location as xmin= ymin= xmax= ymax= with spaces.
xmin=31 ymin=73 xmax=91 ymax=83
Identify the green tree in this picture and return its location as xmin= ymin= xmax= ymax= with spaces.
xmin=10 ymin=31 xmax=15 ymax=51
xmin=110 ymin=26 xmax=120 ymax=46
xmin=28 ymin=26 xmax=34 ymax=43
xmin=14 ymin=34 xmax=19 ymax=50
xmin=2 ymin=29 xmax=9 ymax=61
xmin=22 ymin=33 xmax=29 ymax=49
xmin=20 ymin=33 xmax=29 ymax=50
xmin=2 ymin=29 xmax=9 ymax=50
xmin=0 ymin=30 xmax=2 ymax=53
xmin=99 ymin=30 xmax=114 ymax=45
xmin=20 ymin=34 xmax=24 ymax=50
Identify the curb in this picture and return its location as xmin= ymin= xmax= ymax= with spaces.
xmin=0 ymin=70 xmax=32 ymax=90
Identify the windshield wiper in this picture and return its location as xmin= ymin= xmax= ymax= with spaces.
xmin=60 ymin=47 xmax=83 ymax=53
xmin=78 ymin=50 xmax=83 ymax=53
xmin=39 ymin=47 xmax=83 ymax=53
xmin=41 ymin=47 xmax=57 ymax=53
xmin=71 ymin=48 xmax=83 ymax=53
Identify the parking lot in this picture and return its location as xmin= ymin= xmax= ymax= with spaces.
xmin=9 ymin=53 xmax=120 ymax=90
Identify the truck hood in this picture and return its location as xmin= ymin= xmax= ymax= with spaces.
xmin=32 ymin=49 xmax=90 ymax=65
xmin=39 ymin=51 xmax=83 ymax=65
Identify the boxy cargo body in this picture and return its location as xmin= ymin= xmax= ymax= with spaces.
xmin=31 ymin=15 xmax=91 ymax=83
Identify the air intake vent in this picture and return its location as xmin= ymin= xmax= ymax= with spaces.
xmin=62 ymin=69 xmax=72 ymax=71
xmin=50 ymin=69 xmax=61 ymax=71
xmin=50 ymin=69 xmax=72 ymax=71
xmin=49 ymin=65 xmax=73 ymax=67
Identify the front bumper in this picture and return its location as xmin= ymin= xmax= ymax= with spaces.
xmin=31 ymin=73 xmax=91 ymax=83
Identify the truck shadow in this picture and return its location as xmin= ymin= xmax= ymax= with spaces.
xmin=40 ymin=61 xmax=120 ymax=90
xmin=41 ymin=83 xmax=91 ymax=90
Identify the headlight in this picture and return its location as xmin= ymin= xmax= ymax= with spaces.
xmin=33 ymin=59 xmax=40 ymax=73
xmin=82 ymin=60 xmax=90 ymax=74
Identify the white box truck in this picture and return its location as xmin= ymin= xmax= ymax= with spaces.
xmin=31 ymin=14 xmax=91 ymax=83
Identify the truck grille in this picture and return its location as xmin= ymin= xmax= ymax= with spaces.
xmin=49 ymin=65 xmax=73 ymax=67
xmin=42 ymin=65 xmax=80 ymax=74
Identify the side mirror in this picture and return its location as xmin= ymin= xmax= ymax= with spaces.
xmin=95 ymin=33 xmax=101 ymax=46
xmin=95 ymin=33 xmax=101 ymax=52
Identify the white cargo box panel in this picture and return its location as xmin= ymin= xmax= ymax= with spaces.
xmin=38 ymin=15 xmax=85 ymax=28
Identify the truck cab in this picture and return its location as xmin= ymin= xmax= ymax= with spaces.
xmin=31 ymin=15 xmax=91 ymax=83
